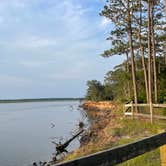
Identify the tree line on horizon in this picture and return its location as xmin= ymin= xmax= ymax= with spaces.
xmin=86 ymin=0 xmax=166 ymax=104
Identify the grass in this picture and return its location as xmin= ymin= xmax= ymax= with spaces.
xmin=118 ymin=148 xmax=161 ymax=166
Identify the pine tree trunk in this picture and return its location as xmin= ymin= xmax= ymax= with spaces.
xmin=126 ymin=52 xmax=131 ymax=99
xmin=151 ymin=4 xmax=158 ymax=103
xmin=138 ymin=0 xmax=149 ymax=103
xmin=141 ymin=46 xmax=149 ymax=103
xmin=127 ymin=0 xmax=138 ymax=112
xmin=158 ymin=61 xmax=161 ymax=74
xmin=148 ymin=0 xmax=153 ymax=123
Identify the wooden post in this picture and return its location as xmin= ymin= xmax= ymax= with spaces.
xmin=150 ymin=101 xmax=153 ymax=123
xmin=160 ymin=138 xmax=166 ymax=166
xmin=131 ymin=101 xmax=134 ymax=119
xmin=123 ymin=104 xmax=125 ymax=115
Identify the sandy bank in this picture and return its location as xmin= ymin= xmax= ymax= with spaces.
xmin=81 ymin=101 xmax=116 ymax=111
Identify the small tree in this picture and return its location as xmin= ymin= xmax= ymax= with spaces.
xmin=86 ymin=80 xmax=104 ymax=101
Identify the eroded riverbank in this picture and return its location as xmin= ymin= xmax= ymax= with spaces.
xmin=63 ymin=101 xmax=166 ymax=166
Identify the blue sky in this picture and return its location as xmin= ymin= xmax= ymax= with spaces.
xmin=0 ymin=0 xmax=124 ymax=99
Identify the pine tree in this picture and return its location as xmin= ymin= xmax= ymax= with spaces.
xmin=100 ymin=0 xmax=138 ymax=107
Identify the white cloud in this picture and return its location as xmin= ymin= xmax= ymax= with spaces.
xmin=15 ymin=0 xmax=27 ymax=8
xmin=19 ymin=61 xmax=44 ymax=68
xmin=0 ymin=0 xmax=27 ymax=13
xmin=19 ymin=59 xmax=57 ymax=68
xmin=48 ymin=61 xmax=89 ymax=80
xmin=0 ymin=74 xmax=32 ymax=87
xmin=0 ymin=36 xmax=57 ymax=49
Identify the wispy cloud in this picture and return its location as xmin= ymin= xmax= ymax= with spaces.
xmin=48 ymin=61 xmax=90 ymax=80
xmin=0 ymin=36 xmax=57 ymax=49
xmin=0 ymin=0 xmax=122 ymax=98
xmin=0 ymin=74 xmax=32 ymax=87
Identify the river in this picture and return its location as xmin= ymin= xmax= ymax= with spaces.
xmin=0 ymin=100 xmax=87 ymax=166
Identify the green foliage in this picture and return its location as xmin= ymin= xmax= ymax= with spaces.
xmin=86 ymin=80 xmax=103 ymax=101
xmin=85 ymin=80 xmax=113 ymax=101
xmin=103 ymin=84 xmax=114 ymax=100
xmin=86 ymin=56 xmax=166 ymax=103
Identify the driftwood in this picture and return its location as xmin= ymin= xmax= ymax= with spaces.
xmin=52 ymin=129 xmax=84 ymax=156
xmin=32 ymin=129 xmax=84 ymax=166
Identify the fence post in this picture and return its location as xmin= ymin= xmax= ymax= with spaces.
xmin=131 ymin=101 xmax=134 ymax=119
xmin=123 ymin=104 xmax=125 ymax=115
xmin=160 ymin=144 xmax=166 ymax=166
xmin=150 ymin=101 xmax=153 ymax=123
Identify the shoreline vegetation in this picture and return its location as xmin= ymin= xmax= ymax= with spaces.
xmin=0 ymin=98 xmax=84 ymax=103
xmin=62 ymin=101 xmax=166 ymax=166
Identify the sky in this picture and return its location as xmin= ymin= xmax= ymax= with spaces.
xmin=0 ymin=0 xmax=124 ymax=99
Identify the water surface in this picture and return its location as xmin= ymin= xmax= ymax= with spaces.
xmin=0 ymin=100 xmax=86 ymax=166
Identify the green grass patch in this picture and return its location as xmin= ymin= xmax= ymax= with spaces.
xmin=118 ymin=148 xmax=161 ymax=166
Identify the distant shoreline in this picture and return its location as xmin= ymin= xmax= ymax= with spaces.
xmin=0 ymin=98 xmax=85 ymax=103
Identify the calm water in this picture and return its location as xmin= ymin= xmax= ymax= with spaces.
xmin=0 ymin=100 xmax=87 ymax=166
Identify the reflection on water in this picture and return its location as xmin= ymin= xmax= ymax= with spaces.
xmin=0 ymin=100 xmax=87 ymax=166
